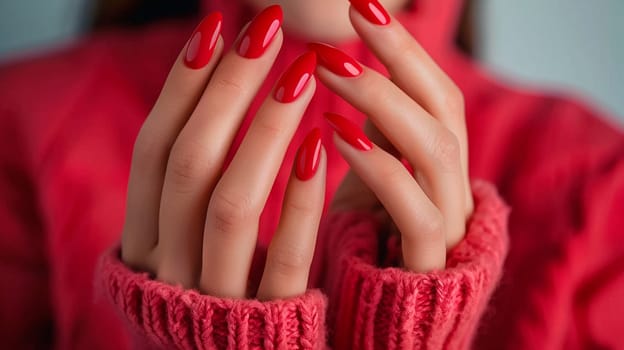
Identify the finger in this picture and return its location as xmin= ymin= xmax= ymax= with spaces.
xmin=330 ymin=120 xmax=394 ymax=212
xmin=326 ymin=113 xmax=445 ymax=272
xmin=155 ymin=6 xmax=284 ymax=287
xmin=121 ymin=12 xmax=224 ymax=269
xmin=257 ymin=130 xmax=326 ymax=300
xmin=199 ymin=52 xmax=317 ymax=298
xmin=311 ymin=45 xmax=465 ymax=247
xmin=348 ymin=1 xmax=473 ymax=215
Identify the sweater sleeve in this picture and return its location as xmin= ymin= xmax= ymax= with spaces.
xmin=97 ymin=248 xmax=328 ymax=349
xmin=0 ymin=109 xmax=53 ymax=348
xmin=321 ymin=180 xmax=510 ymax=349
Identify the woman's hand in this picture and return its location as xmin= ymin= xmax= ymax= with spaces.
xmin=120 ymin=6 xmax=326 ymax=301
xmin=310 ymin=0 xmax=474 ymax=273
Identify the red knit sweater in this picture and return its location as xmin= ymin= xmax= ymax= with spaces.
xmin=0 ymin=0 xmax=623 ymax=349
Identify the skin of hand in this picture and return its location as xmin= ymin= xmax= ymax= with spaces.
xmin=311 ymin=0 xmax=474 ymax=272
xmin=121 ymin=0 xmax=474 ymax=301
xmin=121 ymin=7 xmax=327 ymax=301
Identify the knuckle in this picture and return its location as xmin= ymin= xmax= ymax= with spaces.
xmin=167 ymin=140 xmax=212 ymax=189
xmin=392 ymin=33 xmax=419 ymax=61
xmin=354 ymin=72 xmax=391 ymax=107
xmin=391 ymin=38 xmax=428 ymax=75
xmin=425 ymin=210 xmax=445 ymax=237
xmin=255 ymin=117 xmax=287 ymax=140
xmin=283 ymin=198 xmax=317 ymax=218
xmin=212 ymin=75 xmax=246 ymax=96
xmin=378 ymin=163 xmax=408 ymax=183
xmin=208 ymin=190 xmax=257 ymax=234
xmin=132 ymin=126 xmax=168 ymax=170
xmin=267 ymin=245 xmax=310 ymax=276
xmin=413 ymin=208 xmax=445 ymax=241
xmin=427 ymin=129 xmax=461 ymax=171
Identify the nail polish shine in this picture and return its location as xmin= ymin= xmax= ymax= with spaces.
xmin=307 ymin=43 xmax=362 ymax=77
xmin=324 ymin=112 xmax=373 ymax=151
xmin=237 ymin=5 xmax=283 ymax=58
xmin=184 ymin=12 xmax=223 ymax=69
xmin=274 ymin=51 xmax=317 ymax=103
xmin=295 ymin=128 xmax=322 ymax=181
xmin=349 ymin=0 xmax=391 ymax=26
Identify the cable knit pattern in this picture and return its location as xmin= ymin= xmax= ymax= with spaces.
xmin=322 ymin=180 xmax=510 ymax=349
xmin=98 ymin=251 xmax=327 ymax=349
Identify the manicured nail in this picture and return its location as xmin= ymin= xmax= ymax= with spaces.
xmin=324 ymin=112 xmax=373 ymax=151
xmin=307 ymin=42 xmax=362 ymax=77
xmin=237 ymin=5 xmax=283 ymax=58
xmin=274 ymin=51 xmax=317 ymax=103
xmin=184 ymin=12 xmax=223 ymax=69
xmin=295 ymin=128 xmax=322 ymax=181
xmin=349 ymin=0 xmax=391 ymax=26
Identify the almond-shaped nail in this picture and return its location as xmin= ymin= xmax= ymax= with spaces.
xmin=295 ymin=128 xmax=322 ymax=180
xmin=184 ymin=12 xmax=223 ymax=69
xmin=274 ymin=51 xmax=317 ymax=103
xmin=307 ymin=42 xmax=362 ymax=77
xmin=237 ymin=5 xmax=283 ymax=58
xmin=349 ymin=0 xmax=391 ymax=26
xmin=324 ymin=112 xmax=373 ymax=151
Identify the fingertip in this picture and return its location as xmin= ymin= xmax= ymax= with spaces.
xmin=235 ymin=5 xmax=283 ymax=59
xmin=324 ymin=112 xmax=373 ymax=152
xmin=308 ymin=42 xmax=363 ymax=78
xmin=294 ymin=128 xmax=322 ymax=181
xmin=347 ymin=0 xmax=392 ymax=27
xmin=184 ymin=11 xmax=224 ymax=69
xmin=273 ymin=52 xmax=317 ymax=104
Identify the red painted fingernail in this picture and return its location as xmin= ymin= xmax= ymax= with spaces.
xmin=274 ymin=52 xmax=317 ymax=103
xmin=184 ymin=12 xmax=223 ymax=69
xmin=307 ymin=42 xmax=362 ymax=77
xmin=349 ymin=0 xmax=391 ymax=26
xmin=237 ymin=5 xmax=283 ymax=58
xmin=324 ymin=112 xmax=373 ymax=151
xmin=295 ymin=128 xmax=322 ymax=181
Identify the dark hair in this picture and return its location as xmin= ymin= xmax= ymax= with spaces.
xmin=93 ymin=0 xmax=200 ymax=28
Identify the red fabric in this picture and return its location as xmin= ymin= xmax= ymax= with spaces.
xmin=321 ymin=180 xmax=509 ymax=349
xmin=100 ymin=249 xmax=327 ymax=349
xmin=97 ymin=180 xmax=507 ymax=349
xmin=0 ymin=0 xmax=623 ymax=348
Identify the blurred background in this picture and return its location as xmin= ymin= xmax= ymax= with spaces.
xmin=0 ymin=0 xmax=622 ymax=125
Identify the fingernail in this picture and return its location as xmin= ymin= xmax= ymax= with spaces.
xmin=184 ymin=12 xmax=223 ymax=69
xmin=274 ymin=51 xmax=317 ymax=103
xmin=349 ymin=0 xmax=391 ymax=26
xmin=237 ymin=5 xmax=283 ymax=58
xmin=295 ymin=128 xmax=322 ymax=181
xmin=307 ymin=43 xmax=362 ymax=77
xmin=324 ymin=112 xmax=373 ymax=151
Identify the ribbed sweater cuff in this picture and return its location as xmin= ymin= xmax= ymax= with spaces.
xmin=97 ymin=249 xmax=327 ymax=349
xmin=323 ymin=180 xmax=510 ymax=349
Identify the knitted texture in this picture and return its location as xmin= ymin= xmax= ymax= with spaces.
xmin=98 ymin=180 xmax=508 ymax=349
xmin=98 ymin=251 xmax=327 ymax=349
xmin=322 ymin=180 xmax=510 ymax=349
